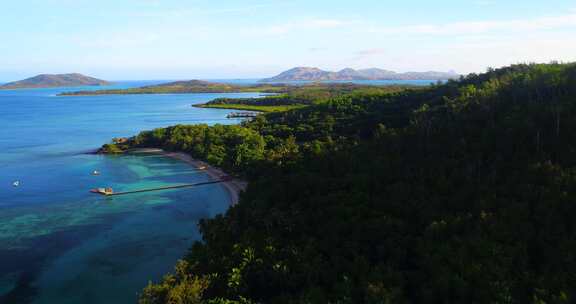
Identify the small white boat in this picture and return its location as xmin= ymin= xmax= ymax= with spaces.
xmin=92 ymin=170 xmax=100 ymax=176
xmin=90 ymin=187 xmax=114 ymax=195
xmin=12 ymin=181 xmax=20 ymax=187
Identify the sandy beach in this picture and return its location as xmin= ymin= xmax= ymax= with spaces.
xmin=162 ymin=152 xmax=247 ymax=205
xmin=124 ymin=148 xmax=246 ymax=205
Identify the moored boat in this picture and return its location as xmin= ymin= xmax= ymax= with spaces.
xmin=90 ymin=187 xmax=114 ymax=195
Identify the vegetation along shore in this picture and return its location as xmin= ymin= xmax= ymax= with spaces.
xmin=98 ymin=147 xmax=246 ymax=205
xmin=59 ymin=80 xmax=415 ymax=96
xmin=96 ymin=63 xmax=576 ymax=303
xmin=68 ymin=79 xmax=415 ymax=112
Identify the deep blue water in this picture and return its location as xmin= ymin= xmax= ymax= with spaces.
xmin=0 ymin=82 xmax=264 ymax=303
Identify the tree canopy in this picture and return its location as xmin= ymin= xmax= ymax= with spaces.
xmin=121 ymin=62 xmax=576 ymax=304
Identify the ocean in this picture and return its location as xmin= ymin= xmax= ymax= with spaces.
xmin=0 ymin=82 xmax=263 ymax=303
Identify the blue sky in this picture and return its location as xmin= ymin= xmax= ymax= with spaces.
xmin=1 ymin=0 xmax=575 ymax=81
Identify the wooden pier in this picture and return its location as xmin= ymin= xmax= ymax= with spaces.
xmin=226 ymin=112 xmax=258 ymax=119
xmin=91 ymin=179 xmax=228 ymax=196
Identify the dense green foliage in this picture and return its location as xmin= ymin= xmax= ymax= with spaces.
xmin=129 ymin=63 xmax=576 ymax=303
xmin=203 ymin=95 xmax=316 ymax=106
xmin=130 ymin=124 xmax=266 ymax=174
xmin=194 ymin=103 xmax=306 ymax=113
xmin=193 ymin=84 xmax=411 ymax=112
xmin=100 ymin=143 xmax=125 ymax=153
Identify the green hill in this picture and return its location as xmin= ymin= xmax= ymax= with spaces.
xmin=60 ymin=80 xmax=412 ymax=96
xmin=61 ymin=79 xmax=262 ymax=95
xmin=0 ymin=73 xmax=110 ymax=89
xmin=108 ymin=63 xmax=576 ymax=303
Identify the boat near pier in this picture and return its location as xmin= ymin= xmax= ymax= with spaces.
xmin=90 ymin=177 xmax=231 ymax=196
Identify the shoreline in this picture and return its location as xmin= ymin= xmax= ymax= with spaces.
xmin=96 ymin=148 xmax=246 ymax=205
xmin=192 ymin=104 xmax=266 ymax=112
xmin=161 ymin=151 xmax=247 ymax=206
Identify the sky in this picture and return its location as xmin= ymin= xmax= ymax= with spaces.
xmin=1 ymin=0 xmax=575 ymax=81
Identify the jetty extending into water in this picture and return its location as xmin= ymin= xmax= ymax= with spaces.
xmin=90 ymin=179 xmax=229 ymax=196
xmin=226 ymin=112 xmax=258 ymax=119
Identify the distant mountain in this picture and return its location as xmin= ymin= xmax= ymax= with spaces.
xmin=260 ymin=67 xmax=460 ymax=82
xmin=263 ymin=67 xmax=334 ymax=82
xmin=0 ymin=73 xmax=111 ymax=89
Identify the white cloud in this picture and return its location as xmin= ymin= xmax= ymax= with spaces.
xmin=367 ymin=13 xmax=576 ymax=36
xmin=245 ymin=19 xmax=348 ymax=36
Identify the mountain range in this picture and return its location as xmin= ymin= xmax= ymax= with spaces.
xmin=0 ymin=73 xmax=111 ymax=89
xmin=260 ymin=67 xmax=460 ymax=82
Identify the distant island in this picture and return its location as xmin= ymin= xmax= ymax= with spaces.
xmin=260 ymin=67 xmax=460 ymax=82
xmin=60 ymin=80 xmax=416 ymax=97
xmin=0 ymin=73 xmax=111 ymax=89
xmin=60 ymin=80 xmax=279 ymax=96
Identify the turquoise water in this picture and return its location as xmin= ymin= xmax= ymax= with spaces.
xmin=0 ymin=83 xmax=263 ymax=303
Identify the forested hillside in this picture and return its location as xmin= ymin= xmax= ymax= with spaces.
xmin=116 ymin=63 xmax=576 ymax=303
xmin=194 ymin=84 xmax=409 ymax=112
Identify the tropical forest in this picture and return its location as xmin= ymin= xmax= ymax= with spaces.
xmin=100 ymin=62 xmax=576 ymax=304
